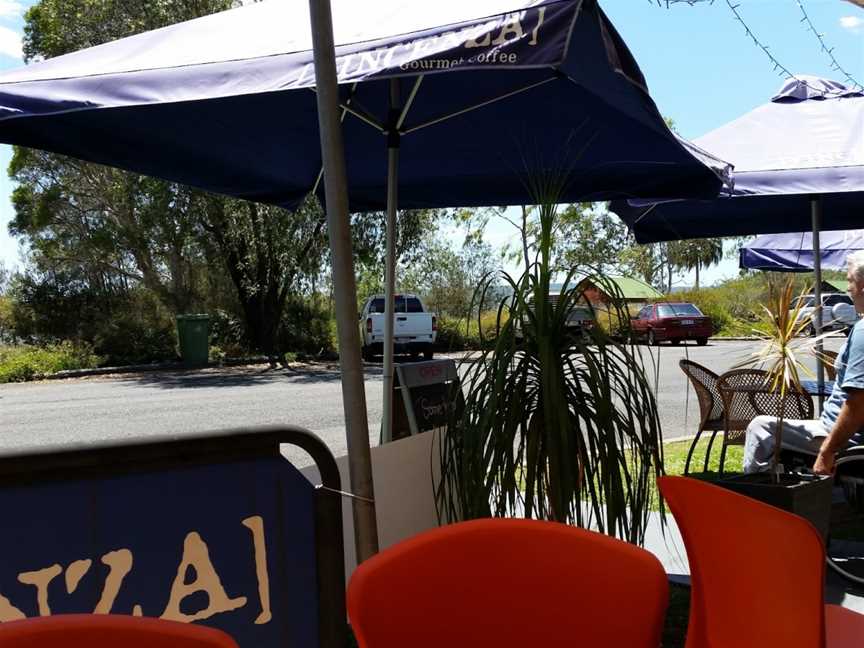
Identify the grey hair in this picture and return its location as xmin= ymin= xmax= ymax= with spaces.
xmin=848 ymin=250 xmax=864 ymax=283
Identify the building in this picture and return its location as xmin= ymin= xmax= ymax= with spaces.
xmin=579 ymin=276 xmax=664 ymax=309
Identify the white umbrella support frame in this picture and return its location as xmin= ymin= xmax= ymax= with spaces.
xmin=309 ymin=0 xmax=379 ymax=563
xmin=812 ymin=196 xmax=825 ymax=415
xmin=382 ymin=79 xmax=400 ymax=445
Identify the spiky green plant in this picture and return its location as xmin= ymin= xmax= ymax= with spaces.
xmin=435 ymin=169 xmax=664 ymax=545
xmin=737 ymin=279 xmax=833 ymax=478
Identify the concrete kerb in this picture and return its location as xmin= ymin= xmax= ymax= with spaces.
xmin=41 ymin=356 xmax=274 ymax=380
xmin=39 ymin=352 xmax=477 ymax=381
xmin=34 ymin=337 xmax=801 ymax=381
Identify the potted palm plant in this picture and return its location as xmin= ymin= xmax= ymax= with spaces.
xmin=719 ymin=278 xmax=834 ymax=539
xmin=435 ymin=169 xmax=664 ymax=545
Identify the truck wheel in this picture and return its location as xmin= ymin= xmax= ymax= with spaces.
xmin=361 ymin=347 xmax=374 ymax=362
xmin=809 ymin=322 xmax=818 ymax=337
xmin=697 ymin=337 xmax=708 ymax=346
xmin=423 ymin=349 xmax=434 ymax=360
xmin=647 ymin=330 xmax=657 ymax=346
xmin=671 ymin=339 xmax=681 ymax=346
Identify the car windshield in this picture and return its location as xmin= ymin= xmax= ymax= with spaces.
xmin=368 ymin=296 xmax=423 ymax=313
xmin=656 ymin=304 xmax=702 ymax=318
xmin=825 ymin=294 xmax=852 ymax=307
xmin=795 ymin=296 xmax=815 ymax=309
xmin=568 ymin=306 xmax=594 ymax=320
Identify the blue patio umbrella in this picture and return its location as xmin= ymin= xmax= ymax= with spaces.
xmin=611 ymin=77 xmax=864 ymax=242
xmin=740 ymin=230 xmax=864 ymax=272
xmin=0 ymin=0 xmax=727 ymax=557
xmin=611 ymin=75 xmax=864 ymax=408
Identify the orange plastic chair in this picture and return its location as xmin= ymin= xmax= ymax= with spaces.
xmin=347 ymin=518 xmax=669 ymax=648
xmin=658 ymin=476 xmax=864 ymax=647
xmin=0 ymin=614 xmax=239 ymax=648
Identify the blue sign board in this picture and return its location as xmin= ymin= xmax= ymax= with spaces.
xmin=0 ymin=456 xmax=320 ymax=647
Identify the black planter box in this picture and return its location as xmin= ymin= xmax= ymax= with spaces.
xmin=718 ymin=472 xmax=834 ymax=541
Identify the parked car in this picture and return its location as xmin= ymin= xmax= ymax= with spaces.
xmin=514 ymin=292 xmax=596 ymax=342
xmin=631 ymin=302 xmax=712 ymax=346
xmin=791 ymin=293 xmax=858 ymax=335
xmin=359 ymin=293 xmax=436 ymax=361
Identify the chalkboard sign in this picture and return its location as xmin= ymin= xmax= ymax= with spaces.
xmin=389 ymin=360 xmax=462 ymax=442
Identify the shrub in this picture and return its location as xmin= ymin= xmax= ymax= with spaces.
xmin=0 ymin=295 xmax=13 ymax=344
xmin=436 ymin=311 xmax=505 ymax=351
xmin=92 ymin=293 xmax=177 ymax=366
xmin=279 ymin=296 xmax=337 ymax=358
xmin=0 ymin=342 xmax=100 ymax=383
xmin=208 ymin=345 xmax=227 ymax=365
xmin=208 ymin=309 xmax=250 ymax=358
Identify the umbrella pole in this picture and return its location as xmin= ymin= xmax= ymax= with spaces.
xmin=382 ymin=80 xmax=400 ymax=444
xmin=812 ymin=196 xmax=824 ymax=414
xmin=309 ymin=0 xmax=379 ymax=562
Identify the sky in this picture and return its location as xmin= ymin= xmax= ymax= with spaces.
xmin=0 ymin=0 xmax=862 ymax=286
xmin=0 ymin=0 xmax=29 ymax=272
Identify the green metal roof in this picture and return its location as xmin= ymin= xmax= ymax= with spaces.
xmin=825 ymin=278 xmax=846 ymax=292
xmin=606 ymin=276 xmax=664 ymax=300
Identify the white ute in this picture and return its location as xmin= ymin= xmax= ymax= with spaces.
xmin=360 ymin=294 xmax=437 ymax=362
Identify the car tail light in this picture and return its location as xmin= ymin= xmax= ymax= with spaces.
xmin=432 ymin=316 xmax=437 ymax=331
xmin=366 ymin=317 xmax=372 ymax=333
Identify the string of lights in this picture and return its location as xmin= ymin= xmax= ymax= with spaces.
xmin=723 ymin=0 xmax=842 ymax=97
xmin=648 ymin=0 xmax=713 ymax=7
xmin=796 ymin=0 xmax=862 ymax=90
xmin=649 ymin=0 xmax=861 ymax=97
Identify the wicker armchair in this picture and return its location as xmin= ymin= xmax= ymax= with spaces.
xmin=679 ymin=360 xmax=726 ymax=475
xmin=717 ymin=368 xmax=814 ymax=476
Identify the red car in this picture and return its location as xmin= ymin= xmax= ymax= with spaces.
xmin=631 ymin=302 xmax=713 ymax=346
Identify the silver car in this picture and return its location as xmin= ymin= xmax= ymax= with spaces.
xmin=791 ymin=293 xmax=857 ymax=335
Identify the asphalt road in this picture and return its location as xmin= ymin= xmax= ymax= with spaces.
xmin=0 ymin=338 xmax=846 ymax=467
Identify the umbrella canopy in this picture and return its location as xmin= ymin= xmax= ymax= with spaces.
xmin=611 ymin=76 xmax=864 ymax=243
xmin=740 ymin=230 xmax=864 ymax=272
xmin=0 ymin=0 xmax=726 ymax=209
xmin=0 ymin=0 xmax=728 ymax=563
xmin=609 ymin=75 xmax=864 ymax=415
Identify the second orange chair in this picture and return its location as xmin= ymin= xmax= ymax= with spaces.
xmin=347 ymin=518 xmax=669 ymax=648
xmin=659 ymin=475 xmax=864 ymax=647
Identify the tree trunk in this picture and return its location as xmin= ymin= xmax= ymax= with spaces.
xmin=695 ymin=263 xmax=700 ymax=290
xmin=667 ymin=260 xmax=673 ymax=294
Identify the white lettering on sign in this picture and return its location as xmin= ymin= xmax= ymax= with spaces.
xmin=242 ymin=516 xmax=272 ymax=625
xmin=18 ymin=564 xmax=62 ymax=616
xmin=530 ymin=7 xmax=546 ymax=46
xmin=95 ymin=549 xmax=133 ymax=614
xmin=161 ymin=532 xmax=247 ymax=622
xmin=64 ymin=559 xmax=91 ymax=594
xmin=420 ymin=398 xmax=447 ymax=420
xmin=0 ymin=516 xmax=272 ymax=626
xmin=288 ymin=6 xmax=555 ymax=83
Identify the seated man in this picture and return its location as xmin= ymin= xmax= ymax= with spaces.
xmin=743 ymin=251 xmax=864 ymax=474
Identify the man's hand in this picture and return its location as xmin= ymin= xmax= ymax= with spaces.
xmin=814 ymin=388 xmax=864 ymax=474
xmin=813 ymin=448 xmax=835 ymax=475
